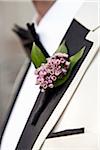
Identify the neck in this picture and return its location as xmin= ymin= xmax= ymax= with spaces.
xmin=32 ymin=0 xmax=55 ymax=24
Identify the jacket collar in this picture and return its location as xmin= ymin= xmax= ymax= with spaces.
xmin=36 ymin=0 xmax=84 ymax=55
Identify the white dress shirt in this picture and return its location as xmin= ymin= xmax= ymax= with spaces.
xmin=1 ymin=0 xmax=99 ymax=149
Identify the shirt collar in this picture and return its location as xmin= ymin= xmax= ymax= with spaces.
xmin=36 ymin=0 xmax=84 ymax=56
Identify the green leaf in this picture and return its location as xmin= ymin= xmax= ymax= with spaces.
xmin=31 ymin=42 xmax=47 ymax=68
xmin=55 ymin=40 xmax=68 ymax=54
xmin=69 ymin=46 xmax=85 ymax=69
xmin=54 ymin=46 xmax=85 ymax=87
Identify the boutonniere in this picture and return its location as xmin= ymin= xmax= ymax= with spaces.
xmin=31 ymin=41 xmax=85 ymax=92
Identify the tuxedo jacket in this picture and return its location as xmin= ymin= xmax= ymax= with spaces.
xmin=0 ymin=1 xmax=100 ymax=150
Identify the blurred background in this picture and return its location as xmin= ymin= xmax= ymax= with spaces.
xmin=0 ymin=0 xmax=35 ymax=123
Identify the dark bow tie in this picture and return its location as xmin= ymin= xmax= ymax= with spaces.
xmin=13 ymin=23 xmax=49 ymax=58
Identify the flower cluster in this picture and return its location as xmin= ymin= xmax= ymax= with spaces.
xmin=35 ymin=52 xmax=70 ymax=92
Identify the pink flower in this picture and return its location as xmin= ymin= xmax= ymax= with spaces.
xmin=48 ymin=79 xmax=52 ymax=84
xmin=50 ymin=75 xmax=57 ymax=81
xmin=35 ymin=52 xmax=70 ymax=92
xmin=49 ymin=69 xmax=55 ymax=75
xmin=55 ymin=59 xmax=61 ymax=65
xmin=49 ymin=84 xmax=54 ymax=88
xmin=55 ymin=69 xmax=62 ymax=76
xmin=60 ymin=58 xmax=66 ymax=63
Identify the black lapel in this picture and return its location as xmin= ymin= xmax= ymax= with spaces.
xmin=16 ymin=19 xmax=93 ymax=150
